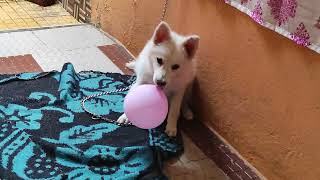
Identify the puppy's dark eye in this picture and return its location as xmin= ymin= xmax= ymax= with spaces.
xmin=157 ymin=57 xmax=163 ymax=65
xmin=171 ymin=64 xmax=180 ymax=70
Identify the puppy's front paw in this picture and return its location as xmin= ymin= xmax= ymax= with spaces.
xmin=125 ymin=61 xmax=135 ymax=70
xmin=117 ymin=114 xmax=129 ymax=124
xmin=165 ymin=125 xmax=177 ymax=137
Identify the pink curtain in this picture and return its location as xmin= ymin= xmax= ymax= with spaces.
xmin=224 ymin=0 xmax=320 ymax=54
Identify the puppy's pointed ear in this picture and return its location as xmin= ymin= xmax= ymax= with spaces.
xmin=184 ymin=35 xmax=200 ymax=59
xmin=153 ymin=21 xmax=171 ymax=45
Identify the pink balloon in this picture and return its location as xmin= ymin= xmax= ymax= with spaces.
xmin=124 ymin=84 xmax=168 ymax=129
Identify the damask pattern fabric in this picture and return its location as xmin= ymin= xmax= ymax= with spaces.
xmin=224 ymin=0 xmax=320 ymax=53
xmin=0 ymin=63 xmax=182 ymax=179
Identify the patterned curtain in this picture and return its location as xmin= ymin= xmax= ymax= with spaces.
xmin=224 ymin=0 xmax=320 ymax=54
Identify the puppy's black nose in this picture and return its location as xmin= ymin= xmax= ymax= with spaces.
xmin=156 ymin=80 xmax=167 ymax=87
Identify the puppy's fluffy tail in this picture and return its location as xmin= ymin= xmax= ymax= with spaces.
xmin=126 ymin=61 xmax=135 ymax=70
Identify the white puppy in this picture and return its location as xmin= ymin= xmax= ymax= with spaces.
xmin=117 ymin=21 xmax=200 ymax=137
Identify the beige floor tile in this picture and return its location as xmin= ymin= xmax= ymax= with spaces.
xmin=0 ymin=25 xmax=6 ymax=29
xmin=163 ymin=159 xmax=189 ymax=176
xmin=14 ymin=19 xmax=24 ymax=23
xmin=0 ymin=15 xmax=11 ymax=20
xmin=180 ymin=134 xmax=207 ymax=163
xmin=0 ymin=0 xmax=79 ymax=31
xmin=199 ymin=159 xmax=229 ymax=179
xmin=164 ymin=133 xmax=229 ymax=179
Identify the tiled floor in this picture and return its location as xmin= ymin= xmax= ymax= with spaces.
xmin=164 ymin=134 xmax=229 ymax=179
xmin=0 ymin=25 xmax=121 ymax=72
xmin=0 ymin=0 xmax=79 ymax=31
xmin=0 ymin=54 xmax=42 ymax=73
xmin=0 ymin=24 xmax=229 ymax=179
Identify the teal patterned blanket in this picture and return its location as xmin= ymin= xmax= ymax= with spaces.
xmin=0 ymin=63 xmax=183 ymax=179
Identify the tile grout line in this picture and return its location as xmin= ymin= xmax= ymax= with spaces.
xmin=219 ymin=146 xmax=253 ymax=179
xmin=0 ymin=23 xmax=84 ymax=34
xmin=207 ymin=123 xmax=267 ymax=180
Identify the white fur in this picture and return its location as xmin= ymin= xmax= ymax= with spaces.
xmin=117 ymin=22 xmax=200 ymax=136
